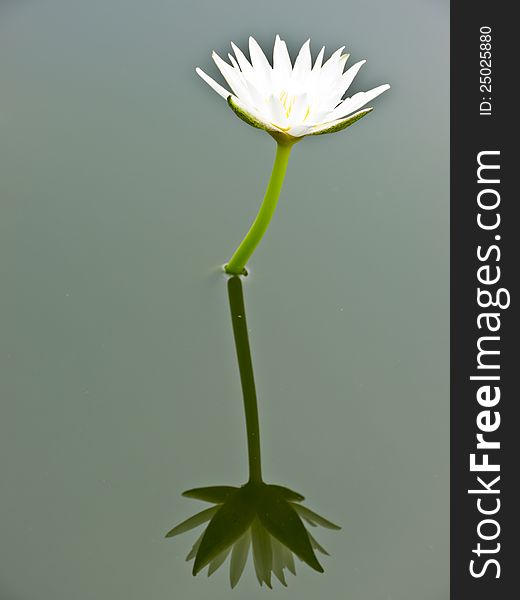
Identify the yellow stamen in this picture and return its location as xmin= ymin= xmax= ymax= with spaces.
xmin=277 ymin=90 xmax=311 ymax=123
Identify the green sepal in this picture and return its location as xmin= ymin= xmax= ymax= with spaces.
xmin=192 ymin=488 xmax=255 ymax=575
xmin=227 ymin=95 xmax=275 ymax=133
xmin=267 ymin=484 xmax=305 ymax=502
xmin=255 ymin=486 xmax=323 ymax=573
xmin=182 ymin=485 xmax=238 ymax=504
xmin=207 ymin=546 xmax=232 ymax=576
xmin=309 ymin=108 xmax=373 ymax=136
xmin=165 ymin=506 xmax=219 ymax=538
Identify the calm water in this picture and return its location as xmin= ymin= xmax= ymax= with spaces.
xmin=1 ymin=1 xmax=449 ymax=598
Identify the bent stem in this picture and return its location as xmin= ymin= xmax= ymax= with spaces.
xmin=225 ymin=141 xmax=294 ymax=275
xmin=228 ymin=276 xmax=263 ymax=483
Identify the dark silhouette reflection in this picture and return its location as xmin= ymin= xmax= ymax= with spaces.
xmin=165 ymin=276 xmax=340 ymax=588
xmin=227 ymin=275 xmax=262 ymax=484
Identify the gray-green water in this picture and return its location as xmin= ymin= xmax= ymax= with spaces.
xmin=1 ymin=1 xmax=449 ymax=598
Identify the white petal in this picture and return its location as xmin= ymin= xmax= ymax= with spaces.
xmin=265 ymin=95 xmax=289 ymax=128
xmin=313 ymin=46 xmax=325 ymax=71
xmin=244 ymin=78 xmax=266 ymax=108
xmin=286 ymin=124 xmax=313 ymax=137
xmin=195 ymin=67 xmax=230 ymax=100
xmin=241 ymin=80 xmax=275 ymax=125
xmin=321 ymin=60 xmax=367 ymax=113
xmin=292 ymin=39 xmax=312 ymax=81
xmin=238 ymin=83 xmax=287 ymax=132
xmin=327 ymin=83 xmax=390 ymax=121
xmin=321 ymin=46 xmax=346 ymax=73
xmin=228 ymin=94 xmax=279 ymax=132
xmin=338 ymin=52 xmax=350 ymax=74
xmin=231 ymin=41 xmax=254 ymax=75
xmin=228 ymin=53 xmax=240 ymax=70
xmin=312 ymin=47 xmax=347 ymax=97
xmin=286 ymin=92 xmax=309 ymax=126
xmin=337 ymin=60 xmax=366 ymax=97
xmin=273 ymin=34 xmax=292 ymax=79
xmin=230 ymin=530 xmax=251 ymax=589
xmin=249 ymin=36 xmax=272 ymax=73
xmin=212 ymin=51 xmax=248 ymax=99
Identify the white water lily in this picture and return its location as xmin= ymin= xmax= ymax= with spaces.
xmin=195 ymin=36 xmax=390 ymax=275
xmin=196 ymin=35 xmax=390 ymax=139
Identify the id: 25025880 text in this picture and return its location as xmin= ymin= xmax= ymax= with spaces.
xmin=479 ymin=26 xmax=492 ymax=116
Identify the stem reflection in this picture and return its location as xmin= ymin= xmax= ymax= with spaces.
xmin=227 ymin=275 xmax=262 ymax=483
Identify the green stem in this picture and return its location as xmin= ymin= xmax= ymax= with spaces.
xmin=227 ymin=276 xmax=263 ymax=483
xmin=225 ymin=142 xmax=294 ymax=275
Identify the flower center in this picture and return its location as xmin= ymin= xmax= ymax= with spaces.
xmin=278 ymin=90 xmax=311 ymax=126
xmin=279 ymin=90 xmax=295 ymax=118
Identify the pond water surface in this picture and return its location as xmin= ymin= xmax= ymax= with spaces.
xmin=1 ymin=1 xmax=449 ymax=599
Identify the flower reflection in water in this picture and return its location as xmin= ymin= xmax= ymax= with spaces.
xmin=166 ymin=277 xmax=340 ymax=587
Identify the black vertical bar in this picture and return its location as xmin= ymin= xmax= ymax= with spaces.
xmin=451 ymin=2 xmax=517 ymax=599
